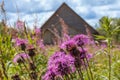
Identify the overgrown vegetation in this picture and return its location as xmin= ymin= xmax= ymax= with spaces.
xmin=1 ymin=1 xmax=120 ymax=80
xmin=96 ymin=16 xmax=120 ymax=43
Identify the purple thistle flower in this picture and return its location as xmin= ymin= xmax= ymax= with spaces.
xmin=55 ymin=62 xmax=71 ymax=76
xmin=72 ymin=34 xmax=89 ymax=46
xmin=48 ymin=51 xmax=75 ymax=76
xmin=42 ymin=67 xmax=56 ymax=80
xmin=15 ymin=38 xmax=28 ymax=50
xmin=48 ymin=51 xmax=66 ymax=66
xmin=69 ymin=48 xmax=87 ymax=67
xmin=86 ymin=53 xmax=93 ymax=60
xmin=37 ymin=40 xmax=45 ymax=49
xmin=69 ymin=47 xmax=80 ymax=57
xmin=16 ymin=20 xmax=24 ymax=30
xmin=27 ymin=45 xmax=36 ymax=57
xmin=53 ymin=58 xmax=68 ymax=76
xmin=15 ymin=38 xmax=28 ymax=46
xmin=79 ymin=48 xmax=93 ymax=60
xmin=62 ymin=33 xmax=71 ymax=42
xmin=79 ymin=48 xmax=87 ymax=59
xmin=60 ymin=40 xmax=76 ymax=51
xmin=65 ymin=54 xmax=75 ymax=65
xmin=34 ymin=28 xmax=41 ymax=35
xmin=101 ymin=43 xmax=107 ymax=49
xmin=13 ymin=53 xmax=29 ymax=64
xmin=64 ymin=54 xmax=76 ymax=72
xmin=11 ymin=74 xmax=21 ymax=80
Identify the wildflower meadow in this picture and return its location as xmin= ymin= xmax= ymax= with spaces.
xmin=0 ymin=18 xmax=120 ymax=80
xmin=0 ymin=1 xmax=120 ymax=80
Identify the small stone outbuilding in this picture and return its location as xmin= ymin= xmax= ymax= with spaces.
xmin=41 ymin=3 xmax=98 ymax=45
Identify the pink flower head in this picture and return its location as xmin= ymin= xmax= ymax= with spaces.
xmin=16 ymin=20 xmax=24 ymax=29
xmin=13 ymin=53 xmax=29 ymax=64
xmin=79 ymin=48 xmax=87 ymax=59
xmin=27 ymin=45 xmax=36 ymax=57
xmin=47 ymin=51 xmax=75 ymax=76
xmin=42 ymin=67 xmax=56 ymax=80
xmin=101 ymin=43 xmax=107 ymax=48
xmin=34 ymin=28 xmax=41 ymax=35
xmin=37 ymin=40 xmax=45 ymax=49
xmin=87 ymin=53 xmax=93 ymax=60
xmin=15 ymin=38 xmax=28 ymax=46
xmin=79 ymin=48 xmax=93 ymax=59
xmin=60 ymin=40 xmax=76 ymax=51
xmin=27 ymin=45 xmax=35 ymax=50
xmin=48 ymin=51 xmax=66 ymax=66
xmin=53 ymin=54 xmax=75 ymax=75
xmin=62 ymin=33 xmax=71 ymax=42
xmin=72 ymin=34 xmax=89 ymax=46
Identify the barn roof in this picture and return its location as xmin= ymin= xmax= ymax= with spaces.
xmin=41 ymin=2 xmax=98 ymax=34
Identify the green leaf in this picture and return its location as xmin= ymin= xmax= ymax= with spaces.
xmin=94 ymin=35 xmax=106 ymax=40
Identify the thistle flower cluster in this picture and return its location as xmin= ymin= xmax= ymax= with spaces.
xmin=15 ymin=38 xmax=28 ymax=51
xmin=11 ymin=74 xmax=21 ymax=80
xmin=73 ymin=34 xmax=90 ymax=46
xmin=13 ymin=53 xmax=29 ymax=64
xmin=42 ymin=51 xmax=75 ymax=80
xmin=43 ymin=34 xmax=93 ymax=80
xmin=12 ymin=27 xmax=44 ymax=80
xmin=16 ymin=20 xmax=24 ymax=31
xmin=34 ymin=28 xmax=41 ymax=35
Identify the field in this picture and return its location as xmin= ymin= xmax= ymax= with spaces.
xmin=0 ymin=22 xmax=120 ymax=80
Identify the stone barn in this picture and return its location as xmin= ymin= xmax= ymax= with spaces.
xmin=41 ymin=3 xmax=98 ymax=45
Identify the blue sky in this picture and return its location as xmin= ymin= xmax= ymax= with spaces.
xmin=0 ymin=0 xmax=120 ymax=28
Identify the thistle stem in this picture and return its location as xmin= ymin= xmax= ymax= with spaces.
xmin=0 ymin=50 xmax=8 ymax=79
xmin=1 ymin=60 xmax=8 ymax=79
xmin=108 ymin=39 xmax=111 ymax=80
xmin=108 ymin=54 xmax=111 ymax=80
xmin=70 ymin=73 xmax=74 ymax=80
xmin=81 ymin=46 xmax=93 ymax=80
xmin=19 ymin=63 xmax=27 ymax=80
xmin=77 ymin=67 xmax=84 ymax=80
xmin=22 ymin=62 xmax=32 ymax=79
xmin=65 ymin=74 xmax=70 ymax=80
xmin=83 ymin=59 xmax=90 ymax=80
xmin=85 ymin=55 xmax=93 ymax=80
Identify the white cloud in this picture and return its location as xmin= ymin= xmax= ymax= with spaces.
xmin=6 ymin=11 xmax=54 ymax=29
xmin=75 ymin=6 xmax=88 ymax=14
xmin=92 ymin=1 xmax=120 ymax=18
xmin=86 ymin=19 xmax=99 ymax=27
xmin=39 ymin=11 xmax=54 ymax=26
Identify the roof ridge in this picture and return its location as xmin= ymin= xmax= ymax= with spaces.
xmin=41 ymin=2 xmax=69 ymax=29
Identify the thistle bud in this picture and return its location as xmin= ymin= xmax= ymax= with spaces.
xmin=29 ymin=62 xmax=36 ymax=71
xmin=11 ymin=74 xmax=21 ymax=80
